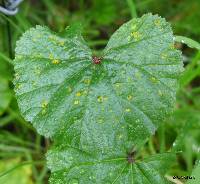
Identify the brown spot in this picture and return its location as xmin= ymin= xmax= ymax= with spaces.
xmin=92 ymin=56 xmax=102 ymax=64
xmin=127 ymin=151 xmax=135 ymax=164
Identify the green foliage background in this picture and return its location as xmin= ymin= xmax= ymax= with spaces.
xmin=0 ymin=0 xmax=200 ymax=183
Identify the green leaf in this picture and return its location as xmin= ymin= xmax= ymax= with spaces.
xmin=0 ymin=59 xmax=12 ymax=115
xmin=13 ymin=14 xmax=183 ymax=183
xmin=175 ymin=36 xmax=200 ymax=50
xmin=187 ymin=160 xmax=200 ymax=184
xmin=47 ymin=148 xmax=175 ymax=184
xmin=0 ymin=78 xmax=12 ymax=115
xmin=0 ymin=158 xmax=33 ymax=184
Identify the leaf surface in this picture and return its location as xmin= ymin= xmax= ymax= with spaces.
xmin=47 ymin=148 xmax=175 ymax=184
xmin=13 ymin=14 xmax=183 ymax=183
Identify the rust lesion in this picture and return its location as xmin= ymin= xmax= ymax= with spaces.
xmin=92 ymin=56 xmax=102 ymax=64
xmin=127 ymin=150 xmax=136 ymax=164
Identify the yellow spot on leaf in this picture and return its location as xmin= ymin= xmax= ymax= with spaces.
xmin=74 ymin=100 xmax=80 ymax=105
xmin=161 ymin=53 xmax=167 ymax=59
xmin=16 ymin=84 xmax=22 ymax=90
xmin=131 ymin=24 xmax=137 ymax=30
xmin=49 ymin=53 xmax=54 ymax=60
xmin=154 ymin=19 xmax=161 ymax=26
xmin=41 ymin=100 xmax=48 ymax=108
xmin=97 ymin=96 xmax=103 ymax=103
xmin=84 ymin=79 xmax=91 ymax=85
xmin=98 ymin=118 xmax=104 ymax=124
xmin=42 ymin=109 xmax=46 ymax=115
xmin=76 ymin=91 xmax=82 ymax=97
xmin=115 ymin=83 xmax=121 ymax=88
xmin=150 ymin=77 xmax=157 ymax=83
xmin=135 ymin=72 xmax=141 ymax=79
xmin=59 ymin=41 xmax=65 ymax=46
xmin=36 ymin=34 xmax=41 ymax=39
xmin=16 ymin=55 xmax=23 ymax=59
xmin=68 ymin=87 xmax=72 ymax=93
xmin=125 ymin=108 xmax=131 ymax=112
xmin=118 ymin=134 xmax=123 ymax=139
xmin=127 ymin=95 xmax=133 ymax=101
xmin=158 ymin=90 xmax=163 ymax=96
xmin=97 ymin=96 xmax=108 ymax=103
xmin=131 ymin=31 xmax=141 ymax=41
xmin=52 ymin=59 xmax=60 ymax=64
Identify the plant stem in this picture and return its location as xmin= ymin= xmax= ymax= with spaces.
xmin=158 ymin=124 xmax=165 ymax=153
xmin=3 ymin=0 xmax=13 ymax=58
xmin=126 ymin=0 xmax=137 ymax=18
